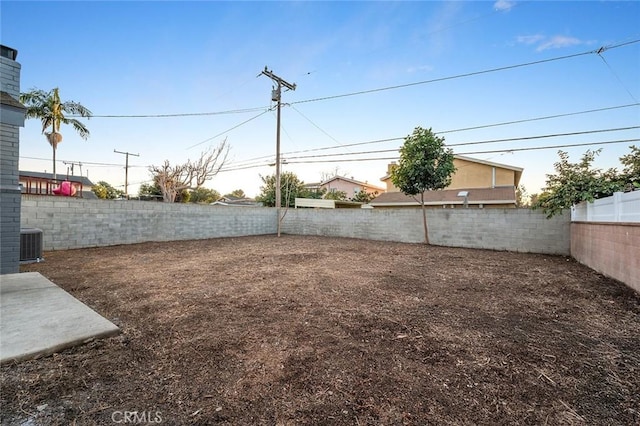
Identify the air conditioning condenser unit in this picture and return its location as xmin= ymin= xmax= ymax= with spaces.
xmin=20 ymin=227 xmax=44 ymax=263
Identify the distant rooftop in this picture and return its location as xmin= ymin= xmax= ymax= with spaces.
xmin=19 ymin=170 xmax=95 ymax=187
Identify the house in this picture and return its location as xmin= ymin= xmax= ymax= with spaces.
xmin=19 ymin=170 xmax=97 ymax=199
xmin=371 ymin=155 xmax=523 ymax=209
xmin=304 ymin=175 xmax=385 ymax=200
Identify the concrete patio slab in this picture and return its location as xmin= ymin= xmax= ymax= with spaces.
xmin=1 ymin=272 xmax=119 ymax=364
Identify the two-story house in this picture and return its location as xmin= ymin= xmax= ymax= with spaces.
xmin=370 ymin=155 xmax=523 ymax=208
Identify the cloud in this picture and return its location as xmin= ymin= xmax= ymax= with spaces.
xmin=515 ymin=34 xmax=587 ymax=51
xmin=516 ymin=34 xmax=545 ymax=45
xmin=536 ymin=35 xmax=583 ymax=52
xmin=494 ymin=0 xmax=515 ymax=11
xmin=407 ymin=65 xmax=434 ymax=74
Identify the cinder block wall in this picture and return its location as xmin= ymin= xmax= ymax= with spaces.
xmin=571 ymin=222 xmax=640 ymax=293
xmin=282 ymin=208 xmax=571 ymax=255
xmin=20 ymin=196 xmax=277 ymax=250
xmin=20 ymin=198 xmax=570 ymax=255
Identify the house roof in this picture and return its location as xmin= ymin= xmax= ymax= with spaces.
xmin=319 ymin=175 xmax=385 ymax=191
xmin=381 ymin=155 xmax=523 ymax=185
xmin=19 ymin=170 xmax=95 ymax=187
xmin=369 ymin=186 xmax=517 ymax=206
xmin=213 ymin=196 xmax=262 ymax=206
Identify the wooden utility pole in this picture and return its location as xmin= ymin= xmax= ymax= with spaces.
xmin=114 ymin=149 xmax=140 ymax=198
xmin=260 ymin=67 xmax=296 ymax=237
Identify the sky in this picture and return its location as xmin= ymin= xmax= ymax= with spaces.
xmin=2 ymin=0 xmax=639 ymax=198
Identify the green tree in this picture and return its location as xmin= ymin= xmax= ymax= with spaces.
xmin=138 ymin=182 xmax=163 ymax=200
xmin=225 ymin=189 xmax=246 ymax=198
xmin=351 ymin=190 xmax=379 ymax=203
xmin=92 ymin=181 xmax=124 ymax=199
xmin=532 ymin=149 xmax=626 ymax=218
xmin=190 ymin=187 xmax=221 ymax=204
xmin=324 ymin=189 xmax=347 ymax=201
xmin=516 ymin=185 xmax=529 ymax=208
xmin=256 ymin=172 xmax=312 ymax=207
xmin=619 ymin=145 xmax=640 ymax=190
xmin=391 ymin=126 xmax=455 ymax=244
xmin=19 ymin=87 xmax=92 ymax=180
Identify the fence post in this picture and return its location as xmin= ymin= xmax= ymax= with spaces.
xmin=613 ymin=192 xmax=622 ymax=222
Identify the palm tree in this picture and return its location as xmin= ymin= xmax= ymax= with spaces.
xmin=19 ymin=87 xmax=92 ymax=180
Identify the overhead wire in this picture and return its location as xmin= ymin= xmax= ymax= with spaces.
xmin=185 ymin=108 xmax=273 ymax=150
xmin=596 ymin=48 xmax=639 ymax=103
xmin=67 ymin=40 xmax=639 ymax=120
xmin=279 ymin=138 xmax=640 ymax=165
xmin=282 ymin=125 xmax=639 ymax=161
xmin=290 ymin=40 xmax=640 ymax=106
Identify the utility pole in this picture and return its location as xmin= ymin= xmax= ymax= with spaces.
xmin=260 ymin=66 xmax=296 ymax=237
xmin=114 ymin=149 xmax=140 ymax=198
xmin=62 ymin=160 xmax=83 ymax=177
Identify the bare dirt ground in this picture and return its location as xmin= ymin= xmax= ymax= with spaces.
xmin=2 ymin=235 xmax=639 ymax=425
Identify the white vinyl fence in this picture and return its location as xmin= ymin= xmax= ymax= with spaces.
xmin=571 ymin=191 xmax=640 ymax=223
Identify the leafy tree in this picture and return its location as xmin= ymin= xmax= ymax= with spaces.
xmin=20 ymin=87 xmax=92 ymax=180
xmin=92 ymin=181 xmax=124 ymax=199
xmin=176 ymin=189 xmax=191 ymax=203
xmin=391 ymin=126 xmax=455 ymax=244
xmin=256 ymin=172 xmax=312 ymax=207
xmin=351 ymin=190 xmax=379 ymax=203
xmin=225 ymin=189 xmax=246 ymax=198
xmin=138 ymin=182 xmax=163 ymax=199
xmin=149 ymin=140 xmax=228 ymax=202
xmin=190 ymin=187 xmax=221 ymax=204
xmin=532 ymin=149 xmax=626 ymax=218
xmin=324 ymin=189 xmax=347 ymax=201
xmin=516 ymin=185 xmax=530 ymax=208
xmin=619 ymin=145 xmax=640 ymax=190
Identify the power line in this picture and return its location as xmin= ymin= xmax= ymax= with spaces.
xmin=221 ymin=103 xmax=639 ymax=166
xmin=290 ymin=40 xmax=640 ymax=106
xmin=72 ymin=106 xmax=269 ymax=119
xmin=447 ymin=125 xmax=640 ymax=147
xmin=185 ymin=108 xmax=273 ymax=150
xmin=67 ymin=40 xmax=639 ymax=120
xmin=280 ymin=125 xmax=640 ymax=160
xmin=278 ymin=138 xmax=640 ymax=165
xmin=437 ymin=103 xmax=640 ymax=134
xmin=596 ymin=49 xmax=639 ymax=104
xmin=457 ymin=138 xmax=640 ymax=156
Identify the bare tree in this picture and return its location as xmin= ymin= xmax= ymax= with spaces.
xmin=150 ymin=140 xmax=229 ymax=202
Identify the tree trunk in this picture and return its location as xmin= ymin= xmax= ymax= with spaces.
xmin=52 ymin=144 xmax=57 ymax=181
xmin=51 ymin=121 xmax=57 ymax=181
xmin=421 ymin=192 xmax=429 ymax=244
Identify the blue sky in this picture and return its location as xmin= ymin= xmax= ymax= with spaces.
xmin=2 ymin=1 xmax=639 ymax=198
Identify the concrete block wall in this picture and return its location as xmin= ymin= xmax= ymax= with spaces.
xmin=281 ymin=208 xmax=425 ymax=243
xmin=20 ymin=199 xmax=570 ymax=255
xmin=282 ymin=208 xmax=571 ymax=255
xmin=427 ymin=208 xmax=571 ymax=255
xmin=20 ymin=196 xmax=277 ymax=250
xmin=571 ymin=222 xmax=640 ymax=293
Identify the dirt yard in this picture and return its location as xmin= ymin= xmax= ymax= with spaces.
xmin=2 ymin=235 xmax=639 ymax=425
